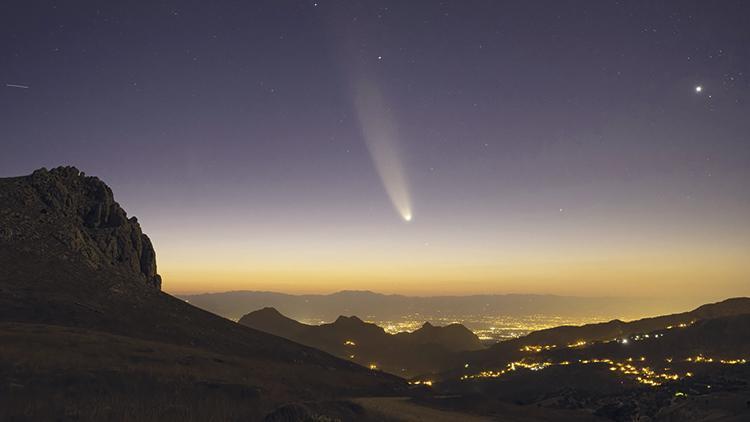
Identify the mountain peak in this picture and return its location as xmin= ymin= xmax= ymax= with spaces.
xmin=256 ymin=306 xmax=284 ymax=316
xmin=2 ymin=166 xmax=161 ymax=289
xmin=334 ymin=315 xmax=365 ymax=325
xmin=410 ymin=321 xmax=484 ymax=352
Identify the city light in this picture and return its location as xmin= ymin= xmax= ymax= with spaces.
xmin=460 ymin=355 xmax=749 ymax=387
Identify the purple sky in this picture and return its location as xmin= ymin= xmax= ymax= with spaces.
xmin=1 ymin=1 xmax=749 ymax=299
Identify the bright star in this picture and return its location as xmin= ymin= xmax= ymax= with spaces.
xmin=695 ymin=85 xmax=703 ymax=93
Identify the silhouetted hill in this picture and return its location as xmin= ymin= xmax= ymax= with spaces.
xmin=397 ymin=322 xmax=484 ymax=353
xmin=429 ymin=299 xmax=750 ymax=421
xmin=546 ymin=312 xmax=750 ymax=362
xmin=523 ymin=296 xmax=750 ymax=345
xmin=0 ymin=167 xmax=404 ymax=421
xmin=245 ymin=306 xmax=309 ymax=336
xmin=434 ymin=298 xmax=750 ymax=380
xmin=458 ymin=297 xmax=750 ymax=370
xmin=239 ymin=307 xmax=483 ymax=377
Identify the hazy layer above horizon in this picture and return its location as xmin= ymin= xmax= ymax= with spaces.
xmin=178 ymin=290 xmax=716 ymax=325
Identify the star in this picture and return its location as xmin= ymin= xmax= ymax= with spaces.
xmin=695 ymin=85 xmax=703 ymax=93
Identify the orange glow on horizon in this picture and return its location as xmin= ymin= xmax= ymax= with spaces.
xmin=160 ymin=248 xmax=750 ymax=300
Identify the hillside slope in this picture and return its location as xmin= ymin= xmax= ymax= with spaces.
xmin=455 ymin=297 xmax=750 ymax=371
xmin=0 ymin=167 xmax=404 ymax=421
xmin=431 ymin=302 xmax=750 ymax=421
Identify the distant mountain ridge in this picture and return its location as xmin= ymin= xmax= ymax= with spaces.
xmin=239 ymin=307 xmax=484 ymax=377
xmin=180 ymin=289 xmax=700 ymax=321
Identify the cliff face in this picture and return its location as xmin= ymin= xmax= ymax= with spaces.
xmin=0 ymin=167 xmax=405 ymax=420
xmin=0 ymin=166 xmax=161 ymax=289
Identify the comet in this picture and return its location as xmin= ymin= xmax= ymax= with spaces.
xmin=352 ymin=75 xmax=413 ymax=222
xmin=5 ymin=84 xmax=29 ymax=89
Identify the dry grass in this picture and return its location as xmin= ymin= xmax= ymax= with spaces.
xmin=0 ymin=322 xmax=398 ymax=421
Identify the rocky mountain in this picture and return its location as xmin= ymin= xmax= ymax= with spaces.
xmin=240 ymin=307 xmax=484 ymax=377
xmin=0 ymin=167 xmax=404 ymax=421
xmin=1 ymin=166 xmax=161 ymax=288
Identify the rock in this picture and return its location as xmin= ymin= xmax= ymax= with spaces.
xmin=7 ymin=166 xmax=161 ymax=289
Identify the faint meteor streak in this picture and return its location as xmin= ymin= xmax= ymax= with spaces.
xmin=352 ymin=75 xmax=412 ymax=222
xmin=5 ymin=84 xmax=29 ymax=89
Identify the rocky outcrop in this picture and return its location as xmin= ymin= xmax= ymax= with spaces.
xmin=2 ymin=166 xmax=161 ymax=289
xmin=0 ymin=168 xmax=407 ymax=422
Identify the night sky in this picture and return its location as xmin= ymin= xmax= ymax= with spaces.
xmin=2 ymin=1 xmax=749 ymax=300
